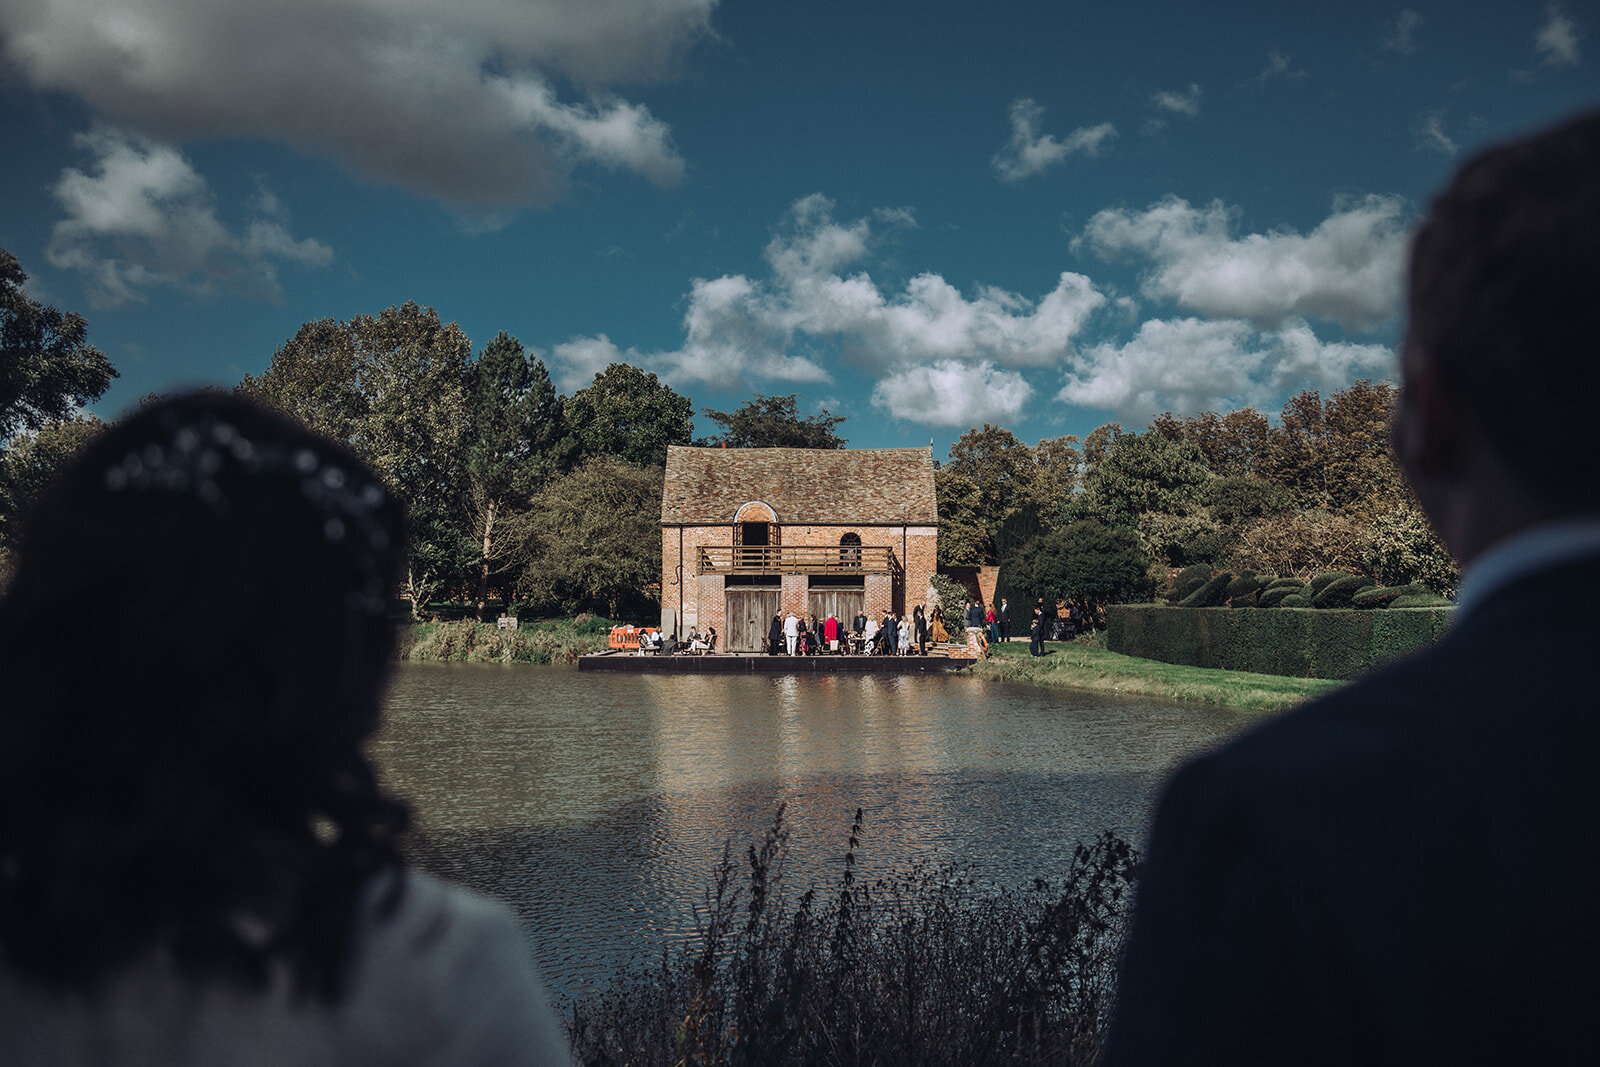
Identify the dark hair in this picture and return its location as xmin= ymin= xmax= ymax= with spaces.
xmin=0 ymin=392 xmax=410 ymax=1000
xmin=1407 ymin=108 xmax=1600 ymax=509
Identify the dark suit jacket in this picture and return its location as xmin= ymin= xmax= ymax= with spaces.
xmin=1104 ymin=557 xmax=1600 ymax=1065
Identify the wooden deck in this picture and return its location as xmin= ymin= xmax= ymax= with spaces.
xmin=578 ymin=651 xmax=974 ymax=673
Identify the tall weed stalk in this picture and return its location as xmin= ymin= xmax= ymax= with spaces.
xmin=567 ymin=809 xmax=1138 ymax=1066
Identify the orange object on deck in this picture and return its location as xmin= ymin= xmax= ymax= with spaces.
xmin=608 ymin=625 xmax=660 ymax=650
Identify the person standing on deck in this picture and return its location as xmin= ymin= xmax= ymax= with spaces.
xmin=783 ymin=611 xmax=799 ymax=656
xmin=999 ymin=598 xmax=1011 ymax=642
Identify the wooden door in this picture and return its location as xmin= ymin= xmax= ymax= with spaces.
xmin=725 ymin=589 xmax=781 ymax=652
xmin=807 ymin=589 xmax=865 ymax=628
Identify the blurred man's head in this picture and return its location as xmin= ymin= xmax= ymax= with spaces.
xmin=1397 ymin=109 xmax=1600 ymax=557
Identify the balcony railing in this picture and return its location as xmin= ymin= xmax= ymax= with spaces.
xmin=699 ymin=545 xmax=900 ymax=576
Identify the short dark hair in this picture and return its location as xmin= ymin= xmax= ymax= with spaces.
xmin=0 ymin=392 xmax=410 ymax=1000
xmin=1407 ymin=108 xmax=1600 ymax=509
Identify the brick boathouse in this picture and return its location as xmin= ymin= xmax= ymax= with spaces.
xmin=660 ymin=446 xmax=939 ymax=652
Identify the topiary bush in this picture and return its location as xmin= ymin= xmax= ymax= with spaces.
xmin=1278 ymin=593 xmax=1313 ymax=608
xmin=1351 ymin=584 xmax=1429 ymax=610
xmin=1178 ymin=572 xmax=1232 ymax=608
xmin=1225 ymin=575 xmax=1261 ymax=605
xmin=1257 ymin=585 xmax=1299 ymax=609
xmin=1391 ymin=592 xmax=1452 ymax=608
xmin=1168 ymin=564 xmax=1212 ymax=603
xmin=1309 ymin=571 xmax=1359 ymax=596
xmin=1312 ymin=575 xmax=1375 ymax=609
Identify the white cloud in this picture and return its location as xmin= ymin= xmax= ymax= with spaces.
xmin=992 ymin=99 xmax=1116 ymax=183
xmin=1076 ymin=194 xmax=1407 ymax=331
xmin=0 ymin=0 xmax=713 ymax=207
xmin=1151 ymin=84 xmax=1202 ymax=117
xmin=1254 ymin=49 xmax=1305 ymax=84
xmin=1535 ymin=3 xmax=1582 ymax=67
xmin=871 ymin=361 xmax=1033 ymax=427
xmin=549 ymin=334 xmax=642 ymax=393
xmin=1056 ymin=317 xmax=1393 ymax=422
xmin=1414 ymin=112 xmax=1458 ymax=156
xmin=1383 ymin=9 xmax=1423 ymax=54
xmin=46 ymin=128 xmax=331 ymax=307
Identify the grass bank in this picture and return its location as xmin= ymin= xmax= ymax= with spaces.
xmin=972 ymin=636 xmax=1341 ymax=712
xmin=397 ymin=615 xmax=612 ymax=664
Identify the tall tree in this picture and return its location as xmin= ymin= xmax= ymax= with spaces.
xmin=1031 ymin=435 xmax=1081 ymax=527
xmin=517 ymin=456 xmax=663 ymax=619
xmin=1074 ymin=431 xmax=1213 ymax=528
xmin=941 ymin=424 xmax=1039 ymax=563
xmin=699 ymin=393 xmax=847 ymax=448
xmin=562 ymin=363 xmax=693 ymax=468
xmin=1003 ymin=520 xmax=1149 ymax=626
xmin=241 ymin=302 xmax=474 ymax=616
xmin=462 ymin=331 xmax=562 ymax=619
xmin=1 ymin=249 xmax=117 ymax=442
xmin=1259 ymin=382 xmax=1401 ymax=512
xmin=0 ymin=415 xmax=105 ymax=559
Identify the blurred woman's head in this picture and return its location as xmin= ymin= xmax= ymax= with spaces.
xmin=0 ymin=392 xmax=410 ymax=997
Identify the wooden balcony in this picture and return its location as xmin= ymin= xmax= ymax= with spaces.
xmin=698 ymin=545 xmax=901 ymax=576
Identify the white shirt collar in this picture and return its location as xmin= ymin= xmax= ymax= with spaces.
xmin=1453 ymin=518 xmax=1600 ymax=621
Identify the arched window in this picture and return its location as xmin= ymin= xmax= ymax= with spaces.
xmin=840 ymin=532 xmax=862 ymax=568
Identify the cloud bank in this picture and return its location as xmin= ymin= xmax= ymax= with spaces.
xmin=0 ymin=0 xmax=715 ymax=206
xmin=546 ymin=192 xmax=1403 ymax=429
xmin=1077 ymin=195 xmax=1407 ymax=331
xmin=46 ymin=128 xmax=331 ymax=307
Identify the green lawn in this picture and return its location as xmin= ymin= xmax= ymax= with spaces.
xmin=973 ymin=638 xmax=1342 ymax=712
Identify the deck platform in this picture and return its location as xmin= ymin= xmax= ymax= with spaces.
xmin=578 ymin=651 xmax=974 ymax=673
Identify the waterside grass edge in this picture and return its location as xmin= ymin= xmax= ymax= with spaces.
xmin=397 ymin=617 xmax=611 ymax=664
xmin=973 ymin=638 xmax=1343 ymax=712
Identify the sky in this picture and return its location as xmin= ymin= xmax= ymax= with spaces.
xmin=1 ymin=0 xmax=1594 ymax=452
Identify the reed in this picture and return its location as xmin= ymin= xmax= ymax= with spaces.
xmin=396 ymin=617 xmax=610 ymax=664
xmin=566 ymin=808 xmax=1138 ymax=1066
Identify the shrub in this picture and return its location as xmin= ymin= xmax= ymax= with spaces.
xmin=1257 ymin=586 xmax=1297 ymax=609
xmin=1351 ymin=584 xmax=1427 ymax=610
xmin=1177 ymin=573 xmax=1232 ymax=608
xmin=1391 ymin=592 xmax=1452 ymax=608
xmin=1312 ymin=575 xmax=1375 ymax=609
xmin=1360 ymin=504 xmax=1460 ymax=596
xmin=1231 ymin=511 xmax=1368 ymax=581
xmin=566 ymin=809 xmax=1138 ymax=1067
xmin=1278 ymin=593 xmax=1312 ymax=608
xmin=1308 ymin=571 xmax=1358 ymax=596
xmin=1167 ymin=564 xmax=1212 ymax=603
xmin=1224 ymin=575 xmax=1261 ymax=604
xmin=1107 ymin=603 xmax=1452 ymax=679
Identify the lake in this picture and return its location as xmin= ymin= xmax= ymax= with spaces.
xmin=371 ymin=663 xmax=1253 ymax=998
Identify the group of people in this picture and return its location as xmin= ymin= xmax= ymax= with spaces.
xmin=767 ymin=605 xmax=956 ymax=656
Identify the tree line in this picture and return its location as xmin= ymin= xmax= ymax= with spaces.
xmin=2 ymin=247 xmax=1451 ymax=622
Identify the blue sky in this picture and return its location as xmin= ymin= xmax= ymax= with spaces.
xmin=1 ymin=1 xmax=1594 ymax=451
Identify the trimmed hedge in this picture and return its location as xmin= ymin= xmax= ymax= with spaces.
xmin=1177 ymin=572 xmax=1233 ymax=608
xmin=1107 ymin=603 xmax=1453 ymax=681
xmin=1169 ymin=564 xmax=1212 ymax=602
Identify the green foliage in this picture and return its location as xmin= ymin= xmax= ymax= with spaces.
xmin=461 ymin=331 xmax=563 ymax=616
xmin=1073 ymin=431 xmax=1212 ymax=528
xmin=517 ymin=455 xmax=663 ymax=618
xmin=1360 ymin=502 xmax=1460 ymax=595
xmin=1231 ymin=511 xmax=1369 ymax=582
xmin=1391 ymin=592 xmax=1452 ymax=608
xmin=699 ymin=393 xmax=847 ymax=448
xmin=1107 ymin=603 xmax=1453 ymax=680
xmin=398 ymin=618 xmax=610 ymax=663
xmin=1256 ymin=585 xmax=1298 ymax=608
xmin=1137 ymin=512 xmax=1228 ymax=567
xmin=1176 ymin=573 xmax=1231 ymax=608
xmin=1278 ymin=593 xmax=1313 ymax=607
xmin=1258 ymin=382 xmax=1404 ymax=512
xmin=0 ymin=249 xmax=117 ymax=442
xmin=561 ymin=362 xmax=693 ymax=468
xmin=934 ymin=468 xmax=989 ymax=567
xmin=1207 ymin=476 xmax=1293 ymax=525
xmin=1167 ymin=564 xmax=1212 ymax=603
xmin=568 ymin=809 xmax=1138 ymax=1067
xmin=929 ymin=573 xmax=971 ymax=624
xmin=1224 ymin=575 xmax=1261 ymax=603
xmin=1351 ymin=585 xmax=1423 ymax=609
xmin=1003 ymin=520 xmax=1150 ymax=619
xmin=0 ymin=415 xmax=104 ymax=552
xmin=940 ymin=424 xmax=1039 ymax=563
xmin=241 ymin=302 xmax=476 ymax=616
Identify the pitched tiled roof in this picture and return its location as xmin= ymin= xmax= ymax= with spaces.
xmin=662 ymin=446 xmax=938 ymax=525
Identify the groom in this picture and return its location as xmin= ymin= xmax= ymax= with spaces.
xmin=1105 ymin=109 xmax=1600 ymax=1064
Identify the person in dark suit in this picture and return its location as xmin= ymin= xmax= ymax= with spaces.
xmin=1104 ymin=109 xmax=1600 ymax=1064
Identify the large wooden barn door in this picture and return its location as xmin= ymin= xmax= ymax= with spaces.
xmin=807 ymin=589 xmax=866 ymax=627
xmin=725 ymin=589 xmax=781 ymax=652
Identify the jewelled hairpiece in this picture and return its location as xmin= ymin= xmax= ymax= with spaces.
xmin=101 ymin=408 xmax=394 ymax=617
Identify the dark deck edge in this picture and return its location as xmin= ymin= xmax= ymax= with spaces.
xmin=578 ymin=653 xmax=973 ymax=673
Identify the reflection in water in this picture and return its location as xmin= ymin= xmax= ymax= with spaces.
xmin=371 ymin=663 xmax=1251 ymax=996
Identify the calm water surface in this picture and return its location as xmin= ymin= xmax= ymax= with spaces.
xmin=371 ymin=664 xmax=1253 ymax=996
